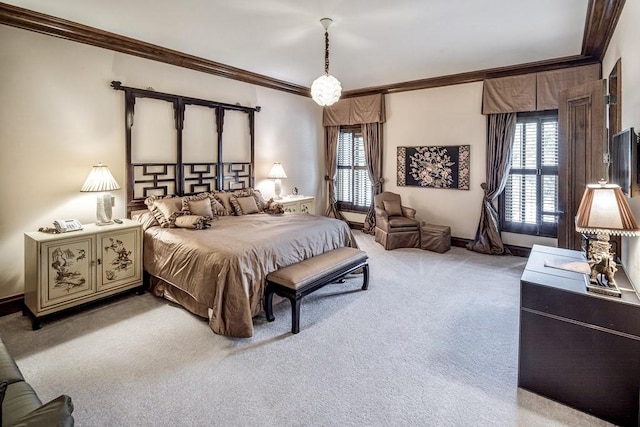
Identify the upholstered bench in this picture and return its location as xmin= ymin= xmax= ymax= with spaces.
xmin=265 ymin=247 xmax=369 ymax=334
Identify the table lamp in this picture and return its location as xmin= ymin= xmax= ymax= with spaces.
xmin=267 ymin=162 xmax=287 ymax=200
xmin=575 ymin=181 xmax=640 ymax=289
xmin=81 ymin=162 xmax=121 ymax=225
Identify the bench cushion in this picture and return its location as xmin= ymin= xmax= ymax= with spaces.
xmin=267 ymin=247 xmax=367 ymax=290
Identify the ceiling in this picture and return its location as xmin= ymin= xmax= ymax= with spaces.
xmin=1 ymin=0 xmax=596 ymax=92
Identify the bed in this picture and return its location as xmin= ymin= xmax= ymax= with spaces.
xmin=113 ymin=82 xmax=356 ymax=337
xmin=139 ymin=210 xmax=355 ymax=337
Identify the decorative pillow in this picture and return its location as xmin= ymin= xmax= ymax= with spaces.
xmin=232 ymin=188 xmax=265 ymax=212
xmin=210 ymin=197 xmax=228 ymax=216
xmin=144 ymin=195 xmax=184 ymax=228
xmin=211 ymin=191 xmax=234 ymax=216
xmin=383 ymin=199 xmax=403 ymax=217
xmin=264 ymin=198 xmax=285 ymax=215
xmin=230 ymin=195 xmax=260 ymax=215
xmin=251 ymin=188 xmax=267 ymax=211
xmin=134 ymin=211 xmax=161 ymax=231
xmin=182 ymin=193 xmax=214 ymax=219
xmin=174 ymin=215 xmax=213 ymax=229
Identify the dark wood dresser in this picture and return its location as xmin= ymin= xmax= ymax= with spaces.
xmin=519 ymin=244 xmax=640 ymax=426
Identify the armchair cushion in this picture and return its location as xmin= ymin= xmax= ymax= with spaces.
xmin=388 ymin=216 xmax=420 ymax=229
xmin=383 ymin=199 xmax=403 ymax=216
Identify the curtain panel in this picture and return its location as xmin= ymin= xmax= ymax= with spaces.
xmin=323 ymin=94 xmax=386 ymax=224
xmin=466 ymin=113 xmax=517 ymax=255
xmin=324 ymin=125 xmax=345 ymax=220
xmin=481 ymin=64 xmax=600 ymax=114
xmin=362 ymin=122 xmax=383 ymax=234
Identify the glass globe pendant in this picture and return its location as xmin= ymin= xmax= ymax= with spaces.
xmin=311 ymin=18 xmax=342 ymax=106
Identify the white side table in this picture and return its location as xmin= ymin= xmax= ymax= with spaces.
xmin=278 ymin=196 xmax=316 ymax=214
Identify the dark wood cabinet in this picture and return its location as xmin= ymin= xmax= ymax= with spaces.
xmin=519 ymin=245 xmax=640 ymax=426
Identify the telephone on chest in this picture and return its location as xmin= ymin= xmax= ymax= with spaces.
xmin=53 ymin=219 xmax=83 ymax=233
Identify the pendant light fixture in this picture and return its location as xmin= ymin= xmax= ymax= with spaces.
xmin=311 ymin=18 xmax=342 ymax=106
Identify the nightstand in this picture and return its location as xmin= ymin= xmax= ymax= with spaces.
xmin=278 ymin=196 xmax=316 ymax=214
xmin=24 ymin=219 xmax=143 ymax=329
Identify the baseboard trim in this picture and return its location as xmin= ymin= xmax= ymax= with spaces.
xmin=451 ymin=237 xmax=531 ymax=257
xmin=0 ymin=294 xmax=23 ymax=317
xmin=350 ymin=224 xmax=531 ymax=257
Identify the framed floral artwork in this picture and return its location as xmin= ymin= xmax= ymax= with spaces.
xmin=397 ymin=145 xmax=470 ymax=189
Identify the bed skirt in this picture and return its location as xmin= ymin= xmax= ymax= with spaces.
xmin=148 ymin=275 xmax=210 ymax=319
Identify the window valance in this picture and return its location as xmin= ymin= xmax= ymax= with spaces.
xmin=323 ymin=94 xmax=386 ymax=126
xmin=482 ymin=64 xmax=600 ymax=114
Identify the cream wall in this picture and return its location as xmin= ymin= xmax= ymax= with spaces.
xmin=602 ymin=0 xmax=640 ymax=289
xmin=383 ymin=83 xmax=485 ymax=239
xmin=0 ymin=25 xmax=323 ymax=299
xmin=345 ymin=82 xmax=556 ymax=247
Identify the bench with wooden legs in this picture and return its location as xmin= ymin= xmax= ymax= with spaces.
xmin=264 ymin=247 xmax=369 ymax=334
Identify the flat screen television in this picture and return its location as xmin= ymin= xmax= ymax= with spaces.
xmin=610 ymin=127 xmax=638 ymax=196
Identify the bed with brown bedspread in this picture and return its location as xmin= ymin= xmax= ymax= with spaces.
xmin=114 ymin=83 xmax=357 ymax=337
xmin=139 ymin=212 xmax=356 ymax=337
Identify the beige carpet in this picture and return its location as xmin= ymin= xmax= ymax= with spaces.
xmin=0 ymin=231 xmax=611 ymax=426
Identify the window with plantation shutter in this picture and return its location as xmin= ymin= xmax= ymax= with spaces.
xmin=500 ymin=111 xmax=559 ymax=237
xmin=336 ymin=126 xmax=372 ymax=212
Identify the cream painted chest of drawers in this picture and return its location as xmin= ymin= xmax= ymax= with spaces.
xmin=279 ymin=196 xmax=316 ymax=214
xmin=24 ymin=219 xmax=143 ymax=329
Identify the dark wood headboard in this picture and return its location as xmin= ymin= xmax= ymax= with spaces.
xmin=111 ymin=81 xmax=260 ymax=216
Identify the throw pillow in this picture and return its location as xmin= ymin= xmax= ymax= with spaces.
xmin=230 ymin=195 xmax=260 ymax=215
xmin=232 ymin=188 xmax=265 ymax=213
xmin=210 ymin=197 xmax=228 ymax=216
xmin=211 ymin=191 xmax=234 ymax=216
xmin=251 ymin=188 xmax=267 ymax=211
xmin=134 ymin=211 xmax=160 ymax=231
xmin=182 ymin=193 xmax=214 ymax=218
xmin=144 ymin=195 xmax=184 ymax=228
xmin=264 ymin=198 xmax=285 ymax=215
xmin=174 ymin=215 xmax=214 ymax=229
xmin=383 ymin=199 xmax=403 ymax=216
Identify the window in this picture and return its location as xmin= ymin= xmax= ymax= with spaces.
xmin=336 ymin=126 xmax=372 ymax=212
xmin=500 ymin=111 xmax=559 ymax=237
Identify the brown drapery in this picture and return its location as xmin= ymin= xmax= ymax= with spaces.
xmin=362 ymin=122 xmax=383 ymax=234
xmin=324 ymin=125 xmax=345 ymax=220
xmin=482 ymin=64 xmax=600 ymax=114
xmin=323 ymin=94 xmax=385 ymax=224
xmin=323 ymin=94 xmax=386 ymax=126
xmin=466 ymin=113 xmax=516 ymax=255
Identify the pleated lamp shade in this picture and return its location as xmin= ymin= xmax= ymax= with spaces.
xmin=267 ymin=162 xmax=287 ymax=179
xmin=575 ymin=182 xmax=640 ymax=236
xmin=81 ymin=163 xmax=121 ymax=192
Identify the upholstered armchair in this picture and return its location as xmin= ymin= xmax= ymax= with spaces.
xmin=374 ymin=191 xmax=421 ymax=250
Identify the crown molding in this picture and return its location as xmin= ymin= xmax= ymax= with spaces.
xmin=0 ymin=0 xmax=624 ymax=98
xmin=581 ymin=0 xmax=625 ymax=60
xmin=0 ymin=2 xmax=309 ymax=96
xmin=343 ymin=55 xmax=601 ymax=98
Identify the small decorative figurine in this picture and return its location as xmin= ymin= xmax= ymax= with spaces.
xmin=292 ymin=187 xmax=299 ymax=196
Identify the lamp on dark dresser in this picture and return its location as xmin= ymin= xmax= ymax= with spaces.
xmin=519 ymin=244 xmax=640 ymax=426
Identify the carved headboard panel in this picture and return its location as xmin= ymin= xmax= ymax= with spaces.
xmin=111 ymin=81 xmax=260 ymax=216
